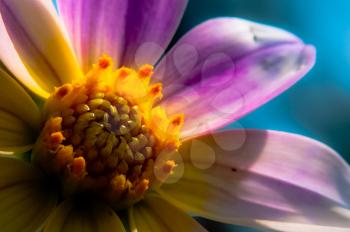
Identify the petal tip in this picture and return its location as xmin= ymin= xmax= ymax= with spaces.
xmin=302 ymin=44 xmax=317 ymax=67
xmin=248 ymin=20 xmax=301 ymax=44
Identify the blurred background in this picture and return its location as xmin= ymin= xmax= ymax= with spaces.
xmin=173 ymin=0 xmax=350 ymax=231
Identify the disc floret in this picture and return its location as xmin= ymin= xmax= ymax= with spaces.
xmin=33 ymin=56 xmax=183 ymax=209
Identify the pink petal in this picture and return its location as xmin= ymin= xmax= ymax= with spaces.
xmin=155 ymin=18 xmax=316 ymax=139
xmin=157 ymin=130 xmax=350 ymax=231
xmin=57 ymin=0 xmax=188 ymax=72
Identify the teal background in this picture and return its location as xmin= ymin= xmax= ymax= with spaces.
xmin=175 ymin=0 xmax=350 ymax=231
xmin=53 ymin=0 xmax=350 ymax=231
xmin=175 ymin=0 xmax=350 ymax=163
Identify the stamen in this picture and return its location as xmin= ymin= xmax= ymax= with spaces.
xmin=98 ymin=56 xmax=112 ymax=69
xmin=55 ymin=145 xmax=73 ymax=168
xmin=163 ymin=160 xmax=176 ymax=174
xmin=118 ymin=67 xmax=132 ymax=79
xmin=48 ymin=132 xmax=64 ymax=150
xmin=33 ymin=55 xmax=183 ymax=210
xmin=71 ymin=157 xmax=86 ymax=179
xmin=138 ymin=64 xmax=154 ymax=78
xmin=149 ymin=84 xmax=162 ymax=99
xmin=55 ymin=84 xmax=72 ymax=98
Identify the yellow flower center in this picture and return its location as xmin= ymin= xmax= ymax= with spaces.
xmin=32 ymin=55 xmax=183 ymax=209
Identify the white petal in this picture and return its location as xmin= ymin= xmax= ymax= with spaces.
xmin=157 ymin=130 xmax=350 ymax=231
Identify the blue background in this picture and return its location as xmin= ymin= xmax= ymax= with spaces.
xmin=52 ymin=0 xmax=350 ymax=231
xmin=174 ymin=0 xmax=350 ymax=231
xmin=175 ymin=0 xmax=350 ymax=163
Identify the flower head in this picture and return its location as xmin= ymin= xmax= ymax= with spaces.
xmin=0 ymin=0 xmax=349 ymax=231
xmin=33 ymin=57 xmax=182 ymax=209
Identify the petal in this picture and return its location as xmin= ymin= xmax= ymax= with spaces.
xmin=0 ymin=19 xmax=48 ymax=98
xmin=45 ymin=199 xmax=126 ymax=232
xmin=155 ymin=18 xmax=316 ymax=138
xmin=157 ymin=130 xmax=350 ymax=231
xmin=129 ymin=194 xmax=206 ymax=232
xmin=0 ymin=0 xmax=82 ymax=97
xmin=0 ymin=156 xmax=57 ymax=232
xmin=0 ymin=110 xmax=35 ymax=153
xmin=0 ymin=67 xmax=41 ymax=152
xmin=57 ymin=0 xmax=188 ymax=71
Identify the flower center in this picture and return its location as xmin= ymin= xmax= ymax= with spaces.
xmin=32 ymin=56 xmax=183 ymax=209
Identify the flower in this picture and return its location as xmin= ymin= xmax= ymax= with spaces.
xmin=0 ymin=0 xmax=349 ymax=231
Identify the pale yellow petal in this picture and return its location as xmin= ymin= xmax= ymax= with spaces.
xmin=0 ymin=110 xmax=35 ymax=152
xmin=0 ymin=0 xmax=82 ymax=96
xmin=45 ymin=199 xmax=126 ymax=232
xmin=129 ymin=194 xmax=206 ymax=232
xmin=0 ymin=68 xmax=41 ymax=152
xmin=0 ymin=68 xmax=40 ymax=129
xmin=0 ymin=156 xmax=57 ymax=232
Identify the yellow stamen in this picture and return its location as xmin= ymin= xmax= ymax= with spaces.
xmin=55 ymin=84 xmax=72 ymax=98
xmin=149 ymin=83 xmax=163 ymax=100
xmin=48 ymin=132 xmax=64 ymax=150
xmin=33 ymin=55 xmax=184 ymax=210
xmin=163 ymin=160 xmax=176 ymax=175
xmin=71 ymin=157 xmax=86 ymax=179
xmin=139 ymin=64 xmax=153 ymax=76
xmin=55 ymin=145 xmax=73 ymax=169
xmin=98 ymin=55 xmax=112 ymax=69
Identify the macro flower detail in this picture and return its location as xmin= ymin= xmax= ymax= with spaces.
xmin=33 ymin=58 xmax=183 ymax=209
xmin=0 ymin=0 xmax=349 ymax=232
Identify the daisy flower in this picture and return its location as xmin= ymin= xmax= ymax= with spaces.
xmin=0 ymin=0 xmax=349 ymax=231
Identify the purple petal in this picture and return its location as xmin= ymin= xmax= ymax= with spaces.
xmin=57 ymin=0 xmax=188 ymax=72
xmin=157 ymin=130 xmax=350 ymax=231
xmin=154 ymin=18 xmax=316 ymax=139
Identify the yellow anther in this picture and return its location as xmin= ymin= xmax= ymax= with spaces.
xmin=55 ymin=145 xmax=73 ymax=169
xmin=134 ymin=179 xmax=150 ymax=198
xmin=111 ymin=174 xmax=127 ymax=193
xmin=170 ymin=114 xmax=184 ymax=127
xmin=33 ymin=55 xmax=184 ymax=210
xmin=138 ymin=64 xmax=154 ymax=78
xmin=166 ymin=114 xmax=184 ymax=147
xmin=48 ymin=132 xmax=64 ymax=149
xmin=71 ymin=157 xmax=86 ymax=179
xmin=55 ymin=84 xmax=72 ymax=98
xmin=98 ymin=55 xmax=113 ymax=69
xmin=163 ymin=160 xmax=176 ymax=175
xmin=149 ymin=83 xmax=163 ymax=100
xmin=44 ymin=117 xmax=63 ymax=133
xmin=117 ymin=67 xmax=132 ymax=79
